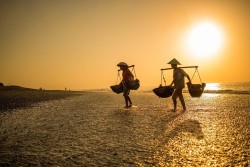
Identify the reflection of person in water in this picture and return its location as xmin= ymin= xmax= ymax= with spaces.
xmin=168 ymin=58 xmax=192 ymax=112
xmin=117 ymin=62 xmax=134 ymax=108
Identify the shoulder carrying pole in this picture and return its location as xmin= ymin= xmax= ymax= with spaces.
xmin=117 ymin=65 xmax=137 ymax=80
xmin=118 ymin=65 xmax=135 ymax=71
xmin=161 ymin=66 xmax=198 ymax=71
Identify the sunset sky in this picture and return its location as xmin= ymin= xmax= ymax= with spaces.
xmin=0 ymin=0 xmax=249 ymax=90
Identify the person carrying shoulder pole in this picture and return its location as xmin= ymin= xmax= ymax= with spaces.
xmin=168 ymin=58 xmax=192 ymax=112
xmin=117 ymin=62 xmax=134 ymax=108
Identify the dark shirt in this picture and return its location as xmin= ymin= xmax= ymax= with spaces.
xmin=122 ymin=69 xmax=134 ymax=82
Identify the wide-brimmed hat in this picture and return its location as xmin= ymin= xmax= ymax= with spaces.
xmin=167 ymin=58 xmax=181 ymax=65
xmin=117 ymin=62 xmax=128 ymax=67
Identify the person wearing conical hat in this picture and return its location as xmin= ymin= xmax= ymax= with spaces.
xmin=117 ymin=62 xmax=134 ymax=108
xmin=168 ymin=58 xmax=192 ymax=112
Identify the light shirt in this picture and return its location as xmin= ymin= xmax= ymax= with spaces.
xmin=173 ymin=68 xmax=188 ymax=89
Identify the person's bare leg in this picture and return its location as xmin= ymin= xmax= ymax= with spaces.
xmin=173 ymin=99 xmax=177 ymax=111
xmin=126 ymin=96 xmax=132 ymax=107
xmin=124 ymin=96 xmax=129 ymax=107
xmin=172 ymin=90 xmax=179 ymax=112
xmin=178 ymin=89 xmax=186 ymax=111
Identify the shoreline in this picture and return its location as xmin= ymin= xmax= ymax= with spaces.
xmin=1 ymin=85 xmax=249 ymax=112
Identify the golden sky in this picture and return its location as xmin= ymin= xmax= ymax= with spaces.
xmin=0 ymin=0 xmax=249 ymax=90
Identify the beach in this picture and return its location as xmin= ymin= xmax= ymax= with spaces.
xmin=0 ymin=87 xmax=82 ymax=111
xmin=0 ymin=88 xmax=249 ymax=166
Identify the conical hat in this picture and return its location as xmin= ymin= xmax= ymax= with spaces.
xmin=117 ymin=62 xmax=128 ymax=67
xmin=167 ymin=58 xmax=181 ymax=65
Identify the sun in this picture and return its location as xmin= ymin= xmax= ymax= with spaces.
xmin=185 ymin=21 xmax=224 ymax=58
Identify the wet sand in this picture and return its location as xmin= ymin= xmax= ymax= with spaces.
xmin=0 ymin=89 xmax=82 ymax=111
xmin=0 ymin=91 xmax=249 ymax=166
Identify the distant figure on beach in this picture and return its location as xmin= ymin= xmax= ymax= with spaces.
xmin=168 ymin=58 xmax=192 ymax=112
xmin=117 ymin=62 xmax=134 ymax=108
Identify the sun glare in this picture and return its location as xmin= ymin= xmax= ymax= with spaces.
xmin=185 ymin=21 xmax=224 ymax=58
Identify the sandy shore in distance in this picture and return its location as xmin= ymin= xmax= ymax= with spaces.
xmin=0 ymin=88 xmax=82 ymax=111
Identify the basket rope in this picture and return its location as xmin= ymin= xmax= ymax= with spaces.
xmin=161 ymin=71 xmax=167 ymax=86
xmin=116 ymin=71 xmax=121 ymax=85
xmin=131 ymin=67 xmax=137 ymax=79
xmin=191 ymin=68 xmax=203 ymax=84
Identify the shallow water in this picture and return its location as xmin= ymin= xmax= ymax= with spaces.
xmin=0 ymin=91 xmax=249 ymax=166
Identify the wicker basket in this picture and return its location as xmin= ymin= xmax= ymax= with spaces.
xmin=187 ymin=82 xmax=206 ymax=97
xmin=110 ymin=84 xmax=123 ymax=94
xmin=127 ymin=79 xmax=140 ymax=90
xmin=153 ymin=86 xmax=174 ymax=98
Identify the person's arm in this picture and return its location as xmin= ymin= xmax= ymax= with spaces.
xmin=170 ymin=79 xmax=174 ymax=86
xmin=186 ymin=74 xmax=192 ymax=83
xmin=182 ymin=69 xmax=192 ymax=83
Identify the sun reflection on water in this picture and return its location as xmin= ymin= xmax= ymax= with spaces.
xmin=202 ymin=93 xmax=220 ymax=98
xmin=204 ymin=83 xmax=220 ymax=90
xmin=202 ymin=83 xmax=221 ymax=98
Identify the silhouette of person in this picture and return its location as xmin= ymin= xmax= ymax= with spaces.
xmin=117 ymin=62 xmax=134 ymax=108
xmin=168 ymin=58 xmax=192 ymax=112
